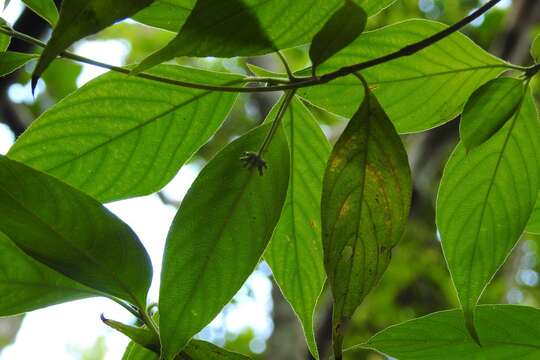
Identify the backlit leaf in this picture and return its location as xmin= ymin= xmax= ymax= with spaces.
xmin=298 ymin=19 xmax=507 ymax=133
xmin=322 ymin=89 xmax=411 ymax=356
xmin=0 ymin=232 xmax=96 ymax=315
xmin=531 ymin=34 xmax=540 ymax=63
xmin=309 ymin=1 xmax=367 ymax=74
xmin=32 ymin=0 xmax=154 ymax=86
xmin=159 ymin=124 xmax=290 ymax=359
xmin=9 ymin=65 xmax=241 ymax=202
xmin=460 ymin=77 xmax=525 ymax=151
xmin=133 ymin=0 xmax=391 ymax=74
xmin=0 ymin=156 xmax=153 ymax=307
xmin=264 ymin=97 xmax=329 ymax=359
xmin=0 ymin=51 xmax=38 ymax=77
xmin=22 ymin=0 xmax=58 ymax=25
xmin=354 ymin=305 xmax=540 ymax=360
xmin=133 ymin=0 xmax=194 ymax=32
xmin=437 ymin=90 xmax=540 ymax=338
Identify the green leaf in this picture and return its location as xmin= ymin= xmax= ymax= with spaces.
xmin=133 ymin=0 xmax=195 ymax=32
xmin=101 ymin=315 xmax=160 ymax=353
xmin=264 ymin=97 xmax=329 ymax=360
xmin=355 ymin=305 xmax=540 ymax=360
xmin=9 ymin=65 xmax=241 ymax=202
xmin=437 ymin=90 xmax=540 ymax=339
xmin=122 ymin=339 xmax=252 ymax=360
xmin=0 ymin=30 xmax=10 ymax=52
xmin=531 ymin=34 xmax=540 ymax=63
xmin=309 ymin=1 xmax=366 ymax=75
xmin=321 ymin=89 xmax=411 ymax=356
xmin=298 ymin=19 xmax=507 ymax=133
xmin=132 ymin=0 xmax=394 ymax=34
xmin=0 ymin=51 xmax=38 ymax=77
xmin=31 ymin=0 xmax=154 ymax=87
xmin=132 ymin=0 xmax=389 ymax=74
xmin=526 ymin=195 xmax=540 ymax=234
xmin=0 ymin=156 xmax=153 ymax=307
xmin=22 ymin=0 xmax=59 ymax=26
xmin=460 ymin=77 xmax=525 ymax=152
xmin=159 ymin=124 xmax=290 ymax=360
xmin=0 ymin=231 xmax=96 ymax=315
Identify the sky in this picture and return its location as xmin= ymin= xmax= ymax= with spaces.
xmin=0 ymin=1 xmax=273 ymax=358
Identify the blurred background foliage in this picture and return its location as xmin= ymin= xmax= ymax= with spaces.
xmin=0 ymin=0 xmax=539 ymax=359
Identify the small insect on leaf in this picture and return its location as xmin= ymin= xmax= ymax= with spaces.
xmin=460 ymin=77 xmax=525 ymax=152
xmin=309 ymin=0 xmax=367 ymax=75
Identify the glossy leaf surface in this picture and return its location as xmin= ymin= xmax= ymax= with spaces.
xmin=298 ymin=20 xmax=506 ymax=133
xmin=264 ymin=97 xmax=329 ymax=359
xmin=437 ymin=91 xmax=540 ymax=336
xmin=460 ymin=77 xmax=525 ymax=151
xmin=357 ymin=305 xmax=540 ymax=360
xmin=9 ymin=65 xmax=241 ymax=202
xmin=159 ymin=124 xmax=290 ymax=359
xmin=0 ymin=232 xmax=95 ymax=316
xmin=322 ymin=90 xmax=411 ymax=354
xmin=0 ymin=156 xmax=153 ymax=306
xmin=32 ymin=0 xmax=154 ymax=85
xmin=309 ymin=0 xmax=367 ymax=74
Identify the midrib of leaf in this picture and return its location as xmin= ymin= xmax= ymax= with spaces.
xmin=461 ymin=98 xmax=523 ymax=308
xmin=167 ymin=170 xmax=257 ymax=332
xmin=370 ymin=65 xmax=510 ymax=85
xmin=331 ymin=94 xmax=372 ymax=315
xmin=0 ymin=181 xmax=141 ymax=306
xmin=43 ymin=91 xmax=212 ymax=174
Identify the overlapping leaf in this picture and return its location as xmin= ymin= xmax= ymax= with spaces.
xmin=159 ymin=124 xmax=290 ymax=360
xmin=264 ymin=97 xmax=329 ymax=359
xmin=32 ymin=0 xmax=154 ymax=86
xmin=133 ymin=0 xmax=395 ymax=74
xmin=133 ymin=0 xmax=194 ymax=32
xmin=437 ymin=90 xmax=540 ymax=338
xmin=298 ymin=19 xmax=507 ymax=133
xmin=132 ymin=0 xmax=395 ymax=33
xmin=526 ymin=196 xmax=540 ymax=234
xmin=309 ymin=0 xmax=367 ymax=75
xmin=0 ymin=156 xmax=153 ymax=306
xmin=122 ymin=339 xmax=251 ymax=360
xmin=0 ymin=52 xmax=38 ymax=77
xmin=9 ymin=65 xmax=242 ymax=202
xmin=0 ymin=232 xmax=96 ymax=315
xmin=22 ymin=0 xmax=58 ymax=25
xmin=321 ymin=89 xmax=411 ymax=355
xmin=460 ymin=77 xmax=525 ymax=151
xmin=354 ymin=305 xmax=540 ymax=360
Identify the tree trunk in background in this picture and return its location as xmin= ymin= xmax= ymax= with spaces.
xmin=265 ymin=281 xmax=306 ymax=360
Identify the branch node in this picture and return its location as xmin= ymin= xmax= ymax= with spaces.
xmin=240 ymin=151 xmax=267 ymax=176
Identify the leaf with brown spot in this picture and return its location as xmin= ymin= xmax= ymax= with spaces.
xmin=321 ymin=88 xmax=411 ymax=358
